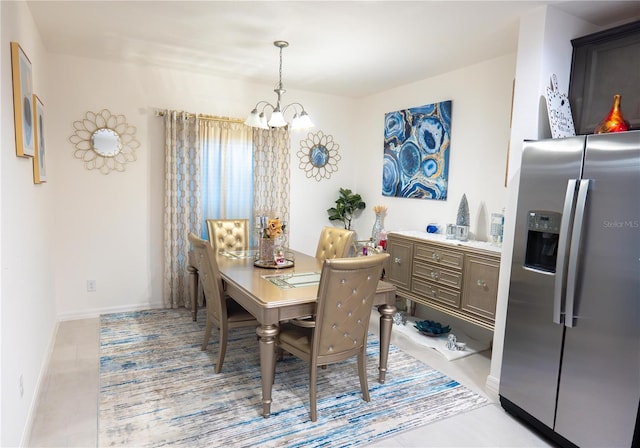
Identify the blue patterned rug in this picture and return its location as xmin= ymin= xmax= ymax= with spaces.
xmin=99 ymin=308 xmax=489 ymax=447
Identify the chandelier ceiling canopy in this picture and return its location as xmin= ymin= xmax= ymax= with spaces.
xmin=245 ymin=41 xmax=314 ymax=130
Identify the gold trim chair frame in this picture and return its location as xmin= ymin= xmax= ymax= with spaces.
xmin=69 ymin=109 xmax=139 ymax=174
xmin=277 ymin=253 xmax=389 ymax=421
xmin=188 ymin=233 xmax=257 ymax=373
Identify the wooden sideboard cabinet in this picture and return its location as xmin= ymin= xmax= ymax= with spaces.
xmin=387 ymin=232 xmax=501 ymax=330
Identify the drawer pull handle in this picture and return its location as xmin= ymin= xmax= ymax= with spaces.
xmin=431 ymin=290 xmax=438 ymax=297
xmin=430 ymin=271 xmax=439 ymax=280
xmin=477 ymin=279 xmax=487 ymax=288
xmin=431 ymin=252 xmax=440 ymax=261
xmin=394 ymin=257 xmax=401 ymax=264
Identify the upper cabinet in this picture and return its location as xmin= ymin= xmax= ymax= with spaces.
xmin=569 ymin=20 xmax=640 ymax=135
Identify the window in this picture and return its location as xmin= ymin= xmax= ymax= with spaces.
xmin=199 ymin=121 xmax=254 ymax=241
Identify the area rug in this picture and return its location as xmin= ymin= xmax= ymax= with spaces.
xmin=99 ymin=308 xmax=489 ymax=447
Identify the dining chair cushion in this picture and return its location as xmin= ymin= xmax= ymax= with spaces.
xmin=315 ymin=226 xmax=355 ymax=260
xmin=278 ymin=324 xmax=312 ymax=350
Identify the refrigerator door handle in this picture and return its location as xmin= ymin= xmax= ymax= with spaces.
xmin=565 ymin=179 xmax=590 ymax=328
xmin=553 ymin=179 xmax=578 ymax=324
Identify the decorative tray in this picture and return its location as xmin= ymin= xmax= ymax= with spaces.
xmin=414 ymin=319 xmax=451 ymax=337
xmin=253 ymin=259 xmax=295 ymax=269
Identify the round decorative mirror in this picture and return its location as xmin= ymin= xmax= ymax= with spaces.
xmin=297 ymin=130 xmax=341 ymax=181
xmin=69 ymin=109 xmax=139 ymax=174
xmin=91 ymin=128 xmax=122 ymax=157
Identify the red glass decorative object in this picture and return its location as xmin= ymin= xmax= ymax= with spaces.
xmin=594 ymin=94 xmax=630 ymax=133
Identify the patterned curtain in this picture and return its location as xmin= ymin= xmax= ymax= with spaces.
xmin=253 ymin=127 xmax=291 ymax=247
xmin=163 ymin=111 xmax=202 ymax=308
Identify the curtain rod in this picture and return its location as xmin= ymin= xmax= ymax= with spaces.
xmin=155 ymin=110 xmax=244 ymax=124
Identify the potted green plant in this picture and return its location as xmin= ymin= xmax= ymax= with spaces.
xmin=327 ymin=188 xmax=366 ymax=230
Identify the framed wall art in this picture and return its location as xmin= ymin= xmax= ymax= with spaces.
xmin=382 ymin=100 xmax=452 ymax=200
xmin=33 ymin=95 xmax=47 ymax=183
xmin=11 ymin=42 xmax=35 ymax=157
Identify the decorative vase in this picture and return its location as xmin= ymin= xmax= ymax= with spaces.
xmin=371 ymin=213 xmax=384 ymax=246
xmin=258 ymin=238 xmax=275 ymax=265
xmin=594 ymin=94 xmax=630 ymax=134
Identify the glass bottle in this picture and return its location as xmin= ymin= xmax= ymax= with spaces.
xmin=594 ymin=94 xmax=630 ymax=134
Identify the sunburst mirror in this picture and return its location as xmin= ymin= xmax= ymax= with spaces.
xmin=69 ymin=109 xmax=139 ymax=174
xmin=297 ymin=130 xmax=341 ymax=181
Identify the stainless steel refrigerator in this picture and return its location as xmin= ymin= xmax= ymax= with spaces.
xmin=500 ymin=130 xmax=640 ymax=448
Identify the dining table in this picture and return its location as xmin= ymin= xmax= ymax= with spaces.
xmin=188 ymin=248 xmax=397 ymax=418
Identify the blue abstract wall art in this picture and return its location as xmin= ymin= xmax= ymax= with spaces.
xmin=382 ymin=100 xmax=451 ymax=200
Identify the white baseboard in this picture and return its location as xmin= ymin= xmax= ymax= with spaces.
xmin=57 ymin=302 xmax=165 ymax=321
xmin=486 ymin=374 xmax=500 ymax=395
xmin=21 ymin=320 xmax=60 ymax=447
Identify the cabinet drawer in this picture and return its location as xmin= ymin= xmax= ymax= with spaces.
xmin=413 ymin=261 xmax=462 ymax=290
xmin=413 ymin=277 xmax=461 ymax=308
xmin=414 ymin=243 xmax=463 ymax=270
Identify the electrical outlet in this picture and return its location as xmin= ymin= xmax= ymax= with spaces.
xmin=19 ymin=374 xmax=24 ymax=398
xmin=87 ymin=280 xmax=96 ymax=292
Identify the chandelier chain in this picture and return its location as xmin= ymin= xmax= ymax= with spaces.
xmin=279 ymin=45 xmax=283 ymax=89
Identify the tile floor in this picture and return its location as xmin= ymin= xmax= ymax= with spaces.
xmin=27 ymin=312 xmax=551 ymax=447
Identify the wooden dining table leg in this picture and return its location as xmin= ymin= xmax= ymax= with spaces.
xmin=377 ymin=303 xmax=397 ymax=384
xmin=256 ymin=324 xmax=279 ymax=417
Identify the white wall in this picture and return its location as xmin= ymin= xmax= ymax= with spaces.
xmin=0 ymin=6 xmax=528 ymax=444
xmin=354 ymin=54 xmax=515 ymax=241
xmin=46 ymin=55 xmax=359 ymax=319
xmin=2 ymin=1 xmax=626 ymax=445
xmin=46 ymin=33 xmax=517 ymax=323
xmin=487 ymin=5 xmax=601 ymax=393
xmin=45 ymin=39 xmax=518 ymax=324
xmin=1 ymin=1 xmax=56 ymax=446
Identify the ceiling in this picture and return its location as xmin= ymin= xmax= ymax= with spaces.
xmin=26 ymin=1 xmax=640 ymax=98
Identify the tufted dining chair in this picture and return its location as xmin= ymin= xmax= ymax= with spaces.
xmin=277 ymin=253 xmax=389 ymax=421
xmin=188 ymin=233 xmax=257 ymax=373
xmin=206 ymin=219 xmax=249 ymax=253
xmin=315 ymin=226 xmax=355 ymax=260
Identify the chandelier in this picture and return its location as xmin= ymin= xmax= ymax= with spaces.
xmin=245 ymin=41 xmax=314 ymax=130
